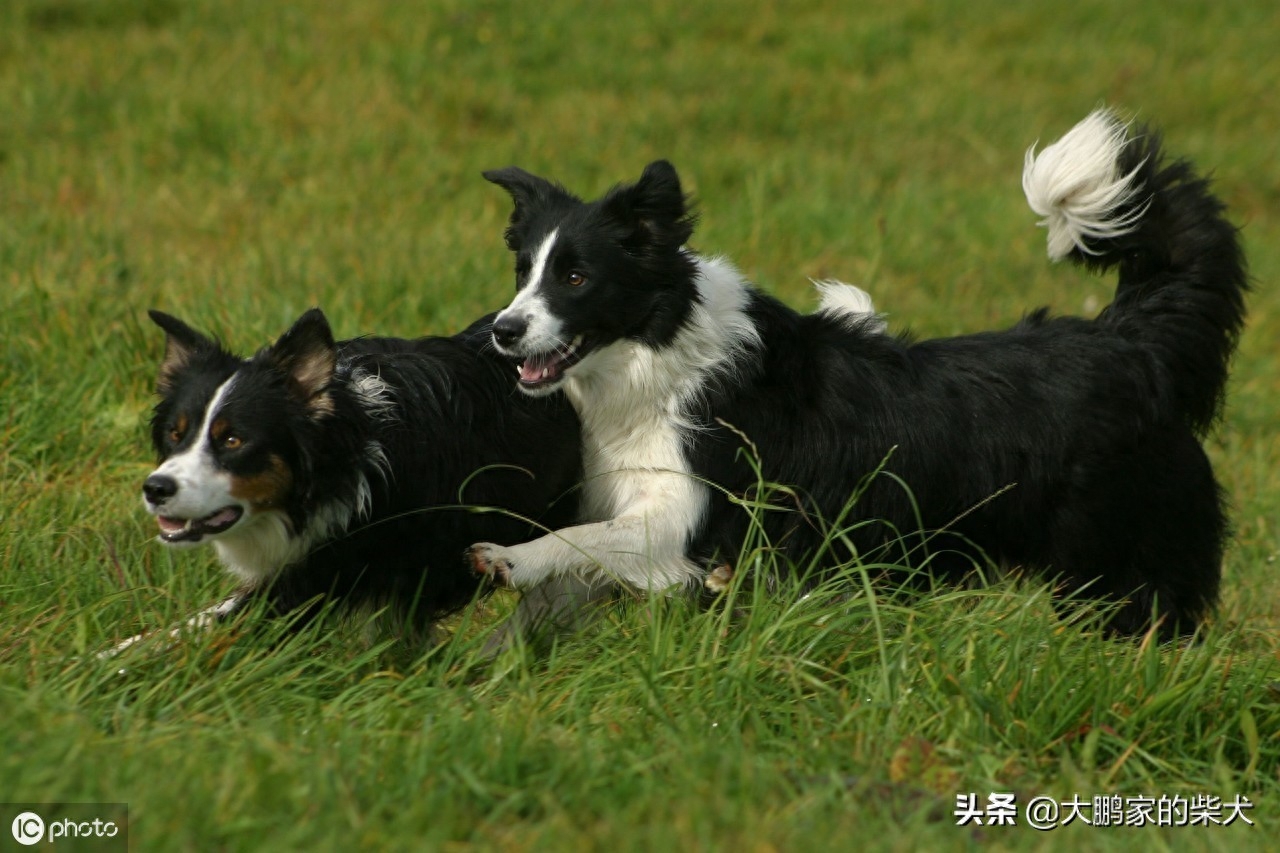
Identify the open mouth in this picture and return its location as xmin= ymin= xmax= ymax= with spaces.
xmin=156 ymin=506 xmax=244 ymax=543
xmin=516 ymin=334 xmax=593 ymax=391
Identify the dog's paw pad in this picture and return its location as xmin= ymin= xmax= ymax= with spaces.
xmin=705 ymin=563 xmax=735 ymax=593
xmin=466 ymin=544 xmax=513 ymax=587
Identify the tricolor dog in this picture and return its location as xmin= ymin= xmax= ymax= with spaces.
xmin=111 ymin=308 xmax=583 ymax=654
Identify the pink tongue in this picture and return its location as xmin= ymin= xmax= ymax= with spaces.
xmin=519 ymin=355 xmax=558 ymax=384
xmin=157 ymin=516 xmax=186 ymax=534
xmin=205 ymin=507 xmax=240 ymax=527
xmin=156 ymin=507 xmax=240 ymax=534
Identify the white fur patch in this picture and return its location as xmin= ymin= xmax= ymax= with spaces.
xmin=1022 ymin=108 xmax=1149 ymax=260
xmin=213 ymin=501 xmax=348 ymax=584
xmin=349 ymin=368 xmax=393 ymax=517
xmin=813 ymin=279 xmax=887 ymax=333
xmin=351 ymin=369 xmax=395 ymax=421
xmin=496 ymin=229 xmax=566 ymax=350
xmin=528 ymin=227 xmax=559 ymax=291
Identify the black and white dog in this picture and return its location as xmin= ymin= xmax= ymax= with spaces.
xmin=467 ymin=110 xmax=1247 ymax=637
xmin=110 ymin=308 xmax=583 ymax=654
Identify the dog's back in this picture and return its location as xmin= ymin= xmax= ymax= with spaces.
xmin=287 ymin=317 xmax=583 ymax=628
xmin=692 ymin=111 xmax=1246 ymax=635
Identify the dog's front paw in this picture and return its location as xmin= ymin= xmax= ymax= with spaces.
xmin=98 ymin=633 xmax=148 ymax=661
xmin=704 ymin=563 xmax=735 ymax=594
xmin=466 ymin=543 xmax=514 ymax=587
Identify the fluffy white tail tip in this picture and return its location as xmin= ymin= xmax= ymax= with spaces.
xmin=1022 ymin=109 xmax=1148 ymax=261
xmin=814 ymin=280 xmax=887 ymax=333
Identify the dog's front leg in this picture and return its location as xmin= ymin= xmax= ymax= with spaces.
xmin=99 ymin=592 xmax=248 ymax=660
xmin=467 ymin=513 xmax=700 ymax=592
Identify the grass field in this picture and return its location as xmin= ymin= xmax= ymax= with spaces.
xmin=3 ymin=0 xmax=1278 ymax=849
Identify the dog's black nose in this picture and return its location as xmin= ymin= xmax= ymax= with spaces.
xmin=143 ymin=474 xmax=178 ymax=505
xmin=493 ymin=314 xmax=528 ymax=349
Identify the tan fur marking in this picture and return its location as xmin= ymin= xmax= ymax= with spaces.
xmin=292 ymin=350 xmax=337 ymax=416
xmin=157 ymin=340 xmax=193 ymax=393
xmin=292 ymin=349 xmax=333 ymax=394
xmin=209 ymin=417 xmax=230 ymax=442
xmin=229 ymin=455 xmax=294 ymax=509
xmin=307 ymin=390 xmax=335 ymax=417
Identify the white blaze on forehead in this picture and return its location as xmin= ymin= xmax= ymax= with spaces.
xmin=146 ymin=374 xmax=239 ymax=517
xmin=527 ymin=227 xmax=560 ymax=293
xmin=502 ymin=228 xmax=560 ymax=315
xmin=496 ymin=227 xmax=566 ymax=352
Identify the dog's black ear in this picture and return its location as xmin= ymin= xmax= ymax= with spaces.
xmin=264 ymin=308 xmax=338 ymax=416
xmin=601 ymin=160 xmax=697 ymax=249
xmin=483 ymin=166 xmax=576 ymax=251
xmin=149 ymin=309 xmax=217 ymax=394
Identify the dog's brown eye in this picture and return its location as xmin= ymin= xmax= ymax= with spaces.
xmin=567 ymin=272 xmax=586 ymax=287
xmin=168 ymin=428 xmax=183 ymax=444
xmin=223 ymin=434 xmax=243 ymax=450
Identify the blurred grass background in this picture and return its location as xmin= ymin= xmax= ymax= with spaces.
xmin=1 ymin=1 xmax=1277 ymax=848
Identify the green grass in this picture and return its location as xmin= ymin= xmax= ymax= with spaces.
xmin=3 ymin=0 xmax=1279 ymax=849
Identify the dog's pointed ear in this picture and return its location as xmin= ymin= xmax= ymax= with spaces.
xmin=483 ymin=166 xmax=550 ymax=206
xmin=483 ymin=166 xmax=575 ymax=251
xmin=149 ymin=309 xmax=216 ymax=394
xmin=265 ymin=308 xmax=338 ymax=416
xmin=602 ymin=160 xmax=697 ymax=248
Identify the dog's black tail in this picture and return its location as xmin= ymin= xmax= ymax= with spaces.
xmin=1023 ymin=108 xmax=1248 ymax=435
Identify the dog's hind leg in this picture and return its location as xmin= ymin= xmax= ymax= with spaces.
xmin=1047 ymin=432 xmax=1225 ymax=639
